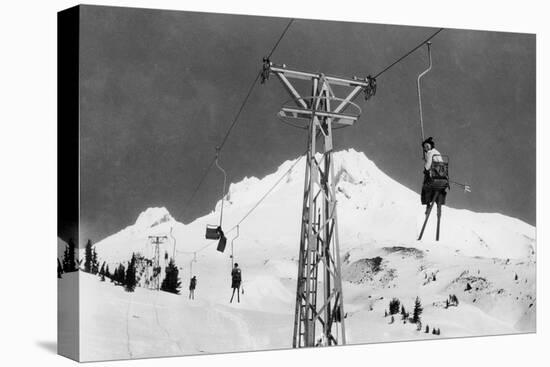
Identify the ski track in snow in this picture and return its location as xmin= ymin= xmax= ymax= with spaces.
xmin=152 ymin=294 xmax=184 ymax=354
xmin=217 ymin=305 xmax=258 ymax=350
xmin=125 ymin=294 xmax=133 ymax=359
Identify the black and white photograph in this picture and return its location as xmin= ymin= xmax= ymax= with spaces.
xmin=2 ymin=1 xmax=547 ymax=366
xmin=54 ymin=4 xmax=539 ymax=362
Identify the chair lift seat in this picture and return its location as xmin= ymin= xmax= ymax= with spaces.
xmin=217 ymin=235 xmax=227 ymax=253
xmin=205 ymin=225 xmax=221 ymax=240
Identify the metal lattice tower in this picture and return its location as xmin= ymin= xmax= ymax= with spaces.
xmin=149 ymin=235 xmax=168 ymax=291
xmin=264 ymin=61 xmax=375 ymax=348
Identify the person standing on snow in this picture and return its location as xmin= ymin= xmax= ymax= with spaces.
xmin=189 ymin=275 xmax=197 ymax=300
xmin=230 ymin=263 xmax=242 ymax=303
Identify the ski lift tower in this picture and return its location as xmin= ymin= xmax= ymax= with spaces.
xmin=149 ymin=235 xmax=168 ymax=290
xmin=262 ymin=60 xmax=376 ymax=347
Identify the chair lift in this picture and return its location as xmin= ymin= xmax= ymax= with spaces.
xmin=415 ymin=42 xmax=450 ymax=242
xmin=204 ymin=147 xmax=228 ymax=252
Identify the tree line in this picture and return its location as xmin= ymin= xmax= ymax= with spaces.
xmin=58 ymin=238 xmax=181 ymax=294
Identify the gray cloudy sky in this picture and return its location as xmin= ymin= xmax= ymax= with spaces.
xmin=78 ymin=5 xmax=535 ymax=243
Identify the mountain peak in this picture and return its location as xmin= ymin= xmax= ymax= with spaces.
xmin=134 ymin=207 xmax=174 ymax=229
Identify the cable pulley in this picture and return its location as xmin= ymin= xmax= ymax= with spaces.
xmin=363 ymin=75 xmax=377 ymax=100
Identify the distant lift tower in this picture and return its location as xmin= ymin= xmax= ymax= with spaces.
xmin=262 ymin=60 xmax=376 ymax=347
xmin=149 ymin=235 xmax=168 ymax=290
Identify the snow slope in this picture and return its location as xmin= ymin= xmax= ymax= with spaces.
xmin=72 ymin=149 xmax=535 ymax=361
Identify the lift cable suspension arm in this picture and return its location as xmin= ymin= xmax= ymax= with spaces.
xmin=417 ymin=42 xmax=432 ymax=147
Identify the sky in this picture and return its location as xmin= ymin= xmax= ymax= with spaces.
xmin=77 ymin=5 xmax=535 ymax=243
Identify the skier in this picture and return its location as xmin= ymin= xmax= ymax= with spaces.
xmin=189 ymin=275 xmax=197 ymax=300
xmin=420 ymin=137 xmax=447 ymax=213
xmin=230 ymin=263 xmax=242 ymax=303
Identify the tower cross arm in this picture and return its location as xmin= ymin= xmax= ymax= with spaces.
xmin=269 ymin=64 xmax=371 ymax=88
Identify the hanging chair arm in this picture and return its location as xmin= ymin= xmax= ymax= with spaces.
xmin=417 ymin=42 xmax=432 ymax=154
xmin=215 ymin=147 xmax=227 ymax=227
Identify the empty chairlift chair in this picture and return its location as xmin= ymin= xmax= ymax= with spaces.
xmin=205 ymin=225 xmax=222 ymax=240
xmin=204 ymin=148 xmax=228 ymax=253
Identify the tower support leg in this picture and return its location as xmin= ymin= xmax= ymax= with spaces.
xmin=292 ymin=78 xmax=346 ymax=348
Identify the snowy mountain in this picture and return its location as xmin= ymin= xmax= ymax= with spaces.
xmin=69 ymin=149 xmax=535 ymax=361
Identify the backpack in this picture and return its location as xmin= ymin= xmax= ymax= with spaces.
xmin=232 ymin=268 xmax=241 ymax=282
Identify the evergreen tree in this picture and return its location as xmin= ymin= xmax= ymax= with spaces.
xmin=161 ymin=258 xmax=181 ymax=294
xmin=465 ymin=282 xmax=472 ymax=291
xmin=432 ymin=328 xmax=437 ymax=335
xmin=413 ymin=296 xmax=423 ymax=323
xmin=425 ymin=325 xmax=430 ymax=333
xmin=84 ymin=239 xmax=93 ymax=273
xmin=105 ymin=264 xmax=111 ymax=279
xmin=57 ymin=258 xmax=63 ymax=279
xmin=91 ymin=247 xmax=99 ymax=275
xmin=62 ymin=238 xmax=77 ymax=272
xmin=389 ymin=298 xmax=401 ymax=315
xmin=125 ymin=254 xmax=137 ymax=292
xmin=99 ymin=262 xmax=105 ymax=277
xmin=115 ymin=264 xmax=126 ymax=285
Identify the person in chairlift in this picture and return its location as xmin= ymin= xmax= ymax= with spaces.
xmin=421 ymin=137 xmax=446 ymax=211
xmin=189 ymin=275 xmax=197 ymax=300
xmin=230 ymin=263 xmax=242 ymax=303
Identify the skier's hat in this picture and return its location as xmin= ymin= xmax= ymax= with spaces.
xmin=422 ymin=136 xmax=435 ymax=149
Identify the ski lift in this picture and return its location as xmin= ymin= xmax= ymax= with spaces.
xmin=205 ymin=225 xmax=222 ymax=240
xmin=416 ymin=42 xmax=446 ymax=241
xmin=204 ymin=147 xmax=228 ymax=252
